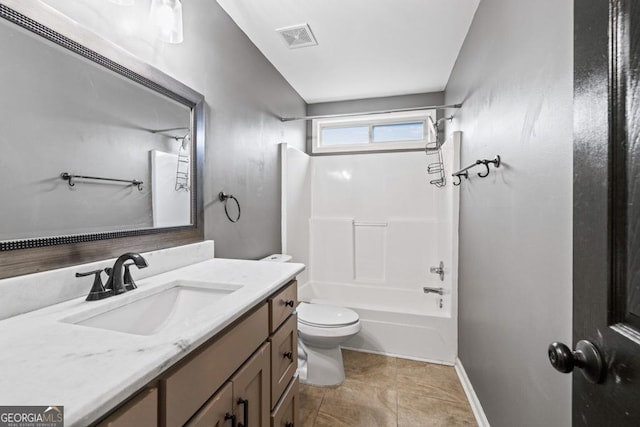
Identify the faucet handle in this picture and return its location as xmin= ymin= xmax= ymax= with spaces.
xmin=123 ymin=262 xmax=138 ymax=291
xmin=76 ymin=269 xmax=113 ymax=301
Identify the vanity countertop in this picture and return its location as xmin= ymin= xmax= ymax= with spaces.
xmin=0 ymin=257 xmax=304 ymax=426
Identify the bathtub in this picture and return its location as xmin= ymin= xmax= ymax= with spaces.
xmin=298 ymin=281 xmax=457 ymax=364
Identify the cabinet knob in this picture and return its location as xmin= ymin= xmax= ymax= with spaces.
xmin=283 ymin=351 xmax=293 ymax=360
xmin=284 ymin=300 xmax=295 ymax=307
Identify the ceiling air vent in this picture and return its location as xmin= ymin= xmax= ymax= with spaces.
xmin=276 ymin=23 xmax=318 ymax=49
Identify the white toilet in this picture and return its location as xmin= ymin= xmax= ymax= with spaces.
xmin=296 ymin=302 xmax=361 ymax=386
xmin=260 ymin=254 xmax=361 ymax=386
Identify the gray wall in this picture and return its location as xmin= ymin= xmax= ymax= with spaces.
xmin=306 ymin=92 xmax=444 ymax=152
xmin=27 ymin=0 xmax=307 ymax=259
xmin=444 ymin=0 xmax=573 ymax=426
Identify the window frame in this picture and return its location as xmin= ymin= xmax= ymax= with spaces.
xmin=311 ymin=109 xmax=436 ymax=154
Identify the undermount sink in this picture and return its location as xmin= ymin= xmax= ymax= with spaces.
xmin=62 ymin=280 xmax=243 ymax=336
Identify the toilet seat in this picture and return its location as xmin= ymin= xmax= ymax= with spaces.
xmin=297 ymin=302 xmax=359 ymax=327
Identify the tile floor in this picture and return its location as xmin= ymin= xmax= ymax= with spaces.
xmin=299 ymin=350 xmax=478 ymax=427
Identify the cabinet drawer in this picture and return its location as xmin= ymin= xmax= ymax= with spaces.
xmin=96 ymin=387 xmax=157 ymax=427
xmin=186 ymin=382 xmax=233 ymax=427
xmin=269 ymin=281 xmax=297 ymax=333
xmin=269 ymin=314 xmax=298 ymax=408
xmin=162 ymin=303 xmax=269 ymax=427
xmin=270 ymin=376 xmax=299 ymax=427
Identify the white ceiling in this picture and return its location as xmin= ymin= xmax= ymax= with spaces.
xmin=216 ymin=0 xmax=480 ymax=104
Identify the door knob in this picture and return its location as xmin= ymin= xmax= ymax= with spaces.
xmin=548 ymin=340 xmax=604 ymax=384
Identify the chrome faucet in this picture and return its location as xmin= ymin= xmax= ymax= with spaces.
xmin=104 ymin=253 xmax=148 ymax=295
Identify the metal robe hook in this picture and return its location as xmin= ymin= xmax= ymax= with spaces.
xmin=478 ymin=163 xmax=491 ymax=178
xmin=478 ymin=155 xmax=501 ymax=178
xmin=453 ymin=170 xmax=468 ymax=186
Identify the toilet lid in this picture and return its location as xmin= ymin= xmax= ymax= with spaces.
xmin=297 ymin=302 xmax=359 ymax=327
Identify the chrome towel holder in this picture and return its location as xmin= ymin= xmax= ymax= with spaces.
xmin=218 ymin=192 xmax=241 ymax=223
xmin=452 ymin=155 xmax=501 ymax=186
xmin=61 ymin=172 xmax=144 ymax=191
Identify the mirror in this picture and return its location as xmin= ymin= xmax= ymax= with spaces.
xmin=0 ymin=3 xmax=204 ymax=255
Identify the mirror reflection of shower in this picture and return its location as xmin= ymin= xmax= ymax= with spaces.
xmin=150 ymin=127 xmax=191 ymax=192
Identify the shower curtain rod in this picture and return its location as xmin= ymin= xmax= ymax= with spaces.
xmin=279 ymin=103 xmax=462 ymax=122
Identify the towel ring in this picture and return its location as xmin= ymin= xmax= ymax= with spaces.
xmin=218 ymin=192 xmax=241 ymax=223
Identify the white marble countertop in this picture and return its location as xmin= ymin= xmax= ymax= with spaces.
xmin=0 ymin=257 xmax=304 ymax=426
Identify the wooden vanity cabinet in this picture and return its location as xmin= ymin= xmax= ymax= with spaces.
xmin=96 ymin=387 xmax=157 ymax=427
xmin=92 ymin=279 xmax=299 ymax=427
xmin=185 ymin=383 xmax=233 ymax=427
xmin=268 ymin=280 xmax=299 ymax=427
xmin=271 ymin=377 xmax=299 ymax=427
xmin=268 ymin=314 xmax=298 ymax=409
xmin=268 ymin=281 xmax=297 ymax=334
xmin=162 ymin=304 xmax=269 ymax=427
xmin=230 ymin=343 xmax=271 ymax=427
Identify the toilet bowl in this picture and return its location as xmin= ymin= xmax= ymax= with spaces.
xmin=296 ymin=302 xmax=361 ymax=386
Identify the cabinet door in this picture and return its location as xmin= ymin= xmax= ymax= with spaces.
xmin=231 ymin=342 xmax=271 ymax=427
xmin=271 ymin=377 xmax=299 ymax=427
xmin=186 ymin=382 xmax=234 ymax=427
xmin=96 ymin=387 xmax=157 ymax=427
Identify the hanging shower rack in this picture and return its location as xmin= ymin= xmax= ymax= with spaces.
xmin=425 ymin=115 xmax=454 ymax=187
xmin=452 ymin=155 xmax=501 ymax=186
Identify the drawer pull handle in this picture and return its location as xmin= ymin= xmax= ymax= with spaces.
xmin=285 ymin=422 xmax=294 ymax=427
xmin=237 ymin=398 xmax=249 ymax=427
xmin=284 ymin=300 xmax=295 ymax=307
xmin=225 ymin=413 xmax=237 ymax=427
xmin=283 ymin=351 xmax=293 ymax=360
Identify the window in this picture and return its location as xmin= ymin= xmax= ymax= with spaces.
xmin=312 ymin=110 xmax=436 ymax=154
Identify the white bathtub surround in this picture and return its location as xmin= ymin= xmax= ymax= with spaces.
xmin=300 ymin=282 xmax=456 ymax=363
xmin=455 ymin=358 xmax=491 ymax=427
xmin=280 ymin=143 xmax=312 ymax=286
xmin=0 ymin=246 xmax=304 ymax=426
xmin=283 ymin=132 xmax=461 ymax=363
xmin=0 ymin=241 xmax=216 ymax=321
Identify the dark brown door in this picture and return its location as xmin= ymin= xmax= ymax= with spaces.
xmin=550 ymin=0 xmax=640 ymax=425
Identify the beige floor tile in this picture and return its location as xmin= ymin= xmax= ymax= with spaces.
xmin=397 ymin=390 xmax=477 ymax=427
xmin=314 ymin=380 xmax=397 ymax=427
xmin=396 ymin=358 xmax=467 ymax=404
xmin=299 ymin=384 xmax=325 ymax=427
xmin=342 ymin=349 xmax=398 ymax=390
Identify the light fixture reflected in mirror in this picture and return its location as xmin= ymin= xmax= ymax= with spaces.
xmin=150 ymin=0 xmax=184 ymax=44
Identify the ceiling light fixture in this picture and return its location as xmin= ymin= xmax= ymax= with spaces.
xmin=150 ymin=0 xmax=184 ymax=44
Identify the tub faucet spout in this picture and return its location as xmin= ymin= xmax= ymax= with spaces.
xmin=423 ymin=287 xmax=445 ymax=295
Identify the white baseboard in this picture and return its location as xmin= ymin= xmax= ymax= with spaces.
xmin=455 ymin=358 xmax=490 ymax=427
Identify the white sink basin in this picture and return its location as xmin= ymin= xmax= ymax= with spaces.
xmin=62 ymin=280 xmax=243 ymax=336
